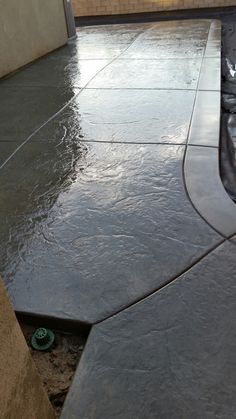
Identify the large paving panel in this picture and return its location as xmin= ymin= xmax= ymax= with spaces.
xmin=62 ymin=238 xmax=236 ymax=419
xmin=121 ymin=41 xmax=205 ymax=59
xmin=0 ymin=85 xmax=79 ymax=144
xmin=143 ymin=20 xmax=210 ymax=42
xmin=75 ymin=23 xmax=151 ymax=59
xmin=89 ymin=58 xmax=202 ymax=90
xmin=2 ymin=58 xmax=109 ymax=88
xmin=0 ymin=141 xmax=220 ymax=323
xmin=33 ymin=89 xmax=195 ymax=144
xmin=121 ymin=20 xmax=209 ymax=59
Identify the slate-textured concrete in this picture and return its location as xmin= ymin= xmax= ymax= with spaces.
xmin=33 ymin=88 xmax=196 ymax=144
xmin=61 ymin=238 xmax=236 ymax=419
xmin=0 ymin=86 xmax=79 ymax=145
xmin=60 ymin=20 xmax=236 ymax=418
xmin=0 ymin=20 xmax=224 ymax=324
xmin=0 ymin=142 xmax=219 ymax=323
xmin=1 ymin=16 xmax=231 ymax=419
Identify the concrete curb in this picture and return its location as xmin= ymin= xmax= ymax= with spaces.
xmin=184 ymin=20 xmax=236 ymax=237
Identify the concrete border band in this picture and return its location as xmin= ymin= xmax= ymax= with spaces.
xmin=184 ymin=20 xmax=236 ymax=238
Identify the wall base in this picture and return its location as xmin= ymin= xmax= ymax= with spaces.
xmin=72 ymin=0 xmax=236 ymax=18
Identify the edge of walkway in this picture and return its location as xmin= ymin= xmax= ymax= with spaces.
xmin=184 ymin=20 xmax=236 ymax=238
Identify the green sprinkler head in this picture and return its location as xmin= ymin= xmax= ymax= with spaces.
xmin=31 ymin=328 xmax=55 ymax=351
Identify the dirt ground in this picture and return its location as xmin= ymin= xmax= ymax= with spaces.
xmin=21 ymin=324 xmax=87 ymax=417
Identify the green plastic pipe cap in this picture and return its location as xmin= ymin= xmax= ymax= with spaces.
xmin=31 ymin=328 xmax=55 ymax=351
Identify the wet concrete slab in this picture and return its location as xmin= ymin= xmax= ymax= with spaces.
xmin=0 ymin=18 xmax=226 ymax=416
xmin=121 ymin=41 xmax=205 ymax=59
xmin=75 ymin=23 xmax=151 ymax=59
xmin=2 ymin=58 xmax=109 ymax=88
xmin=33 ymin=89 xmax=195 ymax=144
xmin=89 ymin=58 xmax=202 ymax=90
xmin=62 ymin=238 xmax=236 ymax=419
xmin=0 ymin=142 xmax=18 ymax=167
xmin=121 ymin=20 xmax=209 ymax=59
xmin=130 ymin=19 xmax=210 ymax=43
xmin=0 ymin=141 xmax=220 ymax=323
xmin=0 ymin=19 xmax=222 ymax=327
xmin=0 ymin=86 xmax=79 ymax=143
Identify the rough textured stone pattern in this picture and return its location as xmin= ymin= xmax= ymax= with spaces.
xmin=34 ymin=89 xmax=196 ymax=144
xmin=0 ymin=143 xmax=220 ymax=323
xmin=0 ymin=20 xmax=222 ymax=325
xmin=62 ymin=239 xmax=236 ymax=419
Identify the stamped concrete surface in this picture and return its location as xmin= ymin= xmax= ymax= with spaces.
xmin=33 ymin=89 xmax=196 ymax=144
xmin=0 ymin=20 xmax=224 ymax=324
xmin=0 ymin=86 xmax=79 ymax=146
xmin=1 ymin=16 xmax=232 ymax=419
xmin=61 ymin=238 xmax=236 ymax=419
xmin=0 ymin=142 xmax=219 ymax=323
xmin=60 ymin=18 xmax=236 ymax=418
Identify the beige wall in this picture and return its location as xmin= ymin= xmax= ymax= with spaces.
xmin=72 ymin=0 xmax=236 ymax=17
xmin=0 ymin=278 xmax=55 ymax=419
xmin=0 ymin=0 xmax=68 ymax=78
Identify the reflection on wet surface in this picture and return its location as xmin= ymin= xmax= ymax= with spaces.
xmin=1 ymin=141 xmax=219 ymax=323
xmin=0 ymin=19 xmax=220 ymax=323
xmin=0 ymin=137 xmax=83 ymax=275
xmin=2 ymin=59 xmax=109 ymax=88
xmin=89 ymin=58 xmax=202 ymax=90
xmin=75 ymin=23 xmax=151 ymax=59
xmin=121 ymin=20 xmax=209 ymax=59
xmin=33 ymin=89 xmax=195 ymax=144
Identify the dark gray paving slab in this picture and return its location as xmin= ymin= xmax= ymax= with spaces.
xmin=62 ymin=238 xmax=236 ymax=419
xmin=0 ymin=143 xmax=18 ymax=167
xmin=1 ymin=57 xmax=109 ymax=88
xmin=89 ymin=58 xmax=202 ymax=90
xmin=188 ymin=90 xmax=220 ymax=147
xmin=185 ymin=146 xmax=236 ymax=237
xmin=0 ymin=141 xmax=220 ymax=323
xmin=33 ymin=89 xmax=195 ymax=144
xmin=0 ymin=86 xmax=79 ymax=143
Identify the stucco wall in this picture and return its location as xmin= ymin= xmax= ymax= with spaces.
xmin=0 ymin=0 xmax=68 ymax=78
xmin=0 ymin=278 xmax=55 ymax=419
xmin=72 ymin=0 xmax=236 ymax=17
